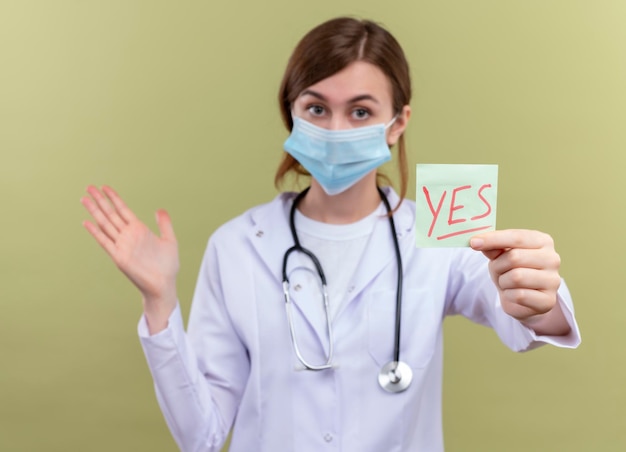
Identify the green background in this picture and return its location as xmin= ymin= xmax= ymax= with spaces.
xmin=1 ymin=1 xmax=623 ymax=451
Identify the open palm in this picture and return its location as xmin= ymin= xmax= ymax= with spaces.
xmin=81 ymin=185 xmax=179 ymax=302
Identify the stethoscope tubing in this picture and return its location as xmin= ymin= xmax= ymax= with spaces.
xmin=282 ymin=186 xmax=411 ymax=392
xmin=376 ymin=187 xmax=404 ymax=365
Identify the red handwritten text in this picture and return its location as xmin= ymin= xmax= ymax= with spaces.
xmin=421 ymin=183 xmax=493 ymax=240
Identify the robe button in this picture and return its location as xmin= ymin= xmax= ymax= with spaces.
xmin=324 ymin=433 xmax=333 ymax=442
xmin=256 ymin=230 xmax=264 ymax=237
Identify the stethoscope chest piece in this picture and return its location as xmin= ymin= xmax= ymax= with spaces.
xmin=378 ymin=361 xmax=413 ymax=393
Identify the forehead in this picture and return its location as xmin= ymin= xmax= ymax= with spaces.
xmin=299 ymin=61 xmax=392 ymax=103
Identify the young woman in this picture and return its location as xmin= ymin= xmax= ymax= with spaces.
xmin=81 ymin=17 xmax=580 ymax=452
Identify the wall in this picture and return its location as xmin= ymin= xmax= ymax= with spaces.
xmin=1 ymin=1 xmax=623 ymax=450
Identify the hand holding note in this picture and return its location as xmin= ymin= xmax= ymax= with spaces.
xmin=470 ymin=230 xmax=570 ymax=336
xmin=416 ymin=164 xmax=570 ymax=335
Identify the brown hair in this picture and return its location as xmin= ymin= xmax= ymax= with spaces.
xmin=274 ymin=17 xmax=412 ymax=203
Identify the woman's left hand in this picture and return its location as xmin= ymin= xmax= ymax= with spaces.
xmin=470 ymin=229 xmax=569 ymax=335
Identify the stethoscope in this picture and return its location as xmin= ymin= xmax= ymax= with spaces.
xmin=281 ymin=186 xmax=413 ymax=393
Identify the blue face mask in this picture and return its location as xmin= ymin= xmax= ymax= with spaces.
xmin=283 ymin=117 xmax=396 ymax=195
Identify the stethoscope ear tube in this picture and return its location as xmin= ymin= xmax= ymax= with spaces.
xmin=282 ymin=188 xmax=334 ymax=371
xmin=283 ymin=277 xmax=334 ymax=371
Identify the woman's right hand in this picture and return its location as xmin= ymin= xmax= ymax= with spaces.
xmin=81 ymin=185 xmax=179 ymax=333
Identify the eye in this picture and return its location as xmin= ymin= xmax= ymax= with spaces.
xmin=352 ymin=108 xmax=370 ymax=120
xmin=307 ymin=104 xmax=325 ymax=116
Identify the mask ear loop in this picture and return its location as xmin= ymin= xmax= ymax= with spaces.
xmin=384 ymin=115 xmax=401 ymax=147
xmin=290 ymin=109 xmax=299 ymax=128
xmin=385 ymin=115 xmax=399 ymax=130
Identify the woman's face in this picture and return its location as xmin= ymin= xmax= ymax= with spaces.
xmin=292 ymin=61 xmax=409 ymax=145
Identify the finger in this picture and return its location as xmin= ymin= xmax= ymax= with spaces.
xmin=470 ymin=229 xmax=553 ymax=252
xmin=500 ymin=287 xmax=556 ymax=315
xmin=82 ymin=219 xmax=118 ymax=258
xmin=101 ymin=185 xmax=137 ymax=224
xmin=86 ymin=185 xmax=126 ymax=232
xmin=155 ymin=209 xmax=176 ymax=241
xmin=481 ymin=249 xmax=505 ymax=261
xmin=489 ymin=248 xmax=561 ymax=276
xmin=496 ymin=267 xmax=561 ymax=292
xmin=81 ymin=194 xmax=120 ymax=242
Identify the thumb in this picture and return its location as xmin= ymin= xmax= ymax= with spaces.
xmin=470 ymin=237 xmax=504 ymax=261
xmin=155 ymin=209 xmax=176 ymax=241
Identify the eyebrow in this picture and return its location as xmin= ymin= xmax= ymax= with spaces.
xmin=299 ymin=89 xmax=380 ymax=104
